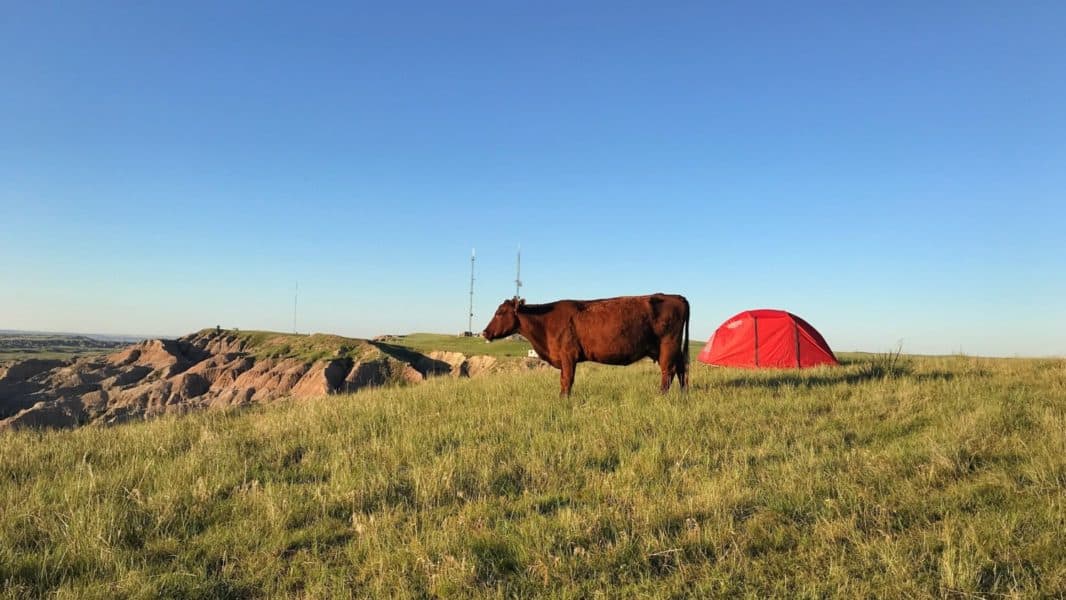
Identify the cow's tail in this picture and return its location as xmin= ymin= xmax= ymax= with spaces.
xmin=683 ymin=296 xmax=691 ymax=367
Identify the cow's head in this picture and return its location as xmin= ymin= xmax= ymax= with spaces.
xmin=482 ymin=297 xmax=525 ymax=341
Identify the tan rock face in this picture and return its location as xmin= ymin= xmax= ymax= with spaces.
xmin=465 ymin=355 xmax=498 ymax=377
xmin=344 ymin=359 xmax=391 ymax=391
xmin=0 ymin=331 xmax=517 ymax=431
xmin=400 ymin=364 xmax=424 ymax=383
xmin=425 ymin=351 xmax=467 ymax=374
xmin=417 ymin=352 xmax=507 ymax=378
xmin=290 ymin=358 xmax=352 ymax=398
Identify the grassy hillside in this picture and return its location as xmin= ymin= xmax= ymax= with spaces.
xmin=219 ymin=330 xmax=381 ymax=362
xmin=1 ymin=355 xmax=1063 ymax=598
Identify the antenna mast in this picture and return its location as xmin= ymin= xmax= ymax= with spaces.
xmin=515 ymin=246 xmax=522 ymax=299
xmin=293 ymin=281 xmax=298 ymax=334
xmin=467 ymin=248 xmax=476 ymax=334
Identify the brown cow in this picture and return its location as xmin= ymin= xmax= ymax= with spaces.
xmin=482 ymin=293 xmax=690 ymax=396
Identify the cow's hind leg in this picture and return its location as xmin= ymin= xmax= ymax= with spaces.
xmin=658 ymin=352 xmax=677 ymax=394
xmin=560 ymin=360 xmax=577 ymax=397
xmin=670 ymin=339 xmax=688 ymax=391
xmin=676 ymin=353 xmax=688 ymax=390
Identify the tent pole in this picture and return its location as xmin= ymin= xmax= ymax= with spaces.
xmin=795 ymin=321 xmax=801 ymax=368
xmin=753 ymin=317 xmax=759 ymax=367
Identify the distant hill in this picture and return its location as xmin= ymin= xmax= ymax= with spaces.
xmin=0 ymin=332 xmax=133 ymax=362
xmin=0 ymin=329 xmax=150 ymax=343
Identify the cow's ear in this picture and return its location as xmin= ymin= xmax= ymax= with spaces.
xmin=517 ymin=298 xmax=526 ymax=306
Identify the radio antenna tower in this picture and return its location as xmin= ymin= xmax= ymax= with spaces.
xmin=293 ymin=281 xmax=299 ymax=334
xmin=467 ymin=249 xmax=476 ymax=334
xmin=515 ymin=246 xmax=522 ymax=299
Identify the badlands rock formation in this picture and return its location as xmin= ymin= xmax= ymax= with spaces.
xmin=0 ymin=330 xmax=541 ymax=431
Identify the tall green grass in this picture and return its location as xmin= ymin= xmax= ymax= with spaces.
xmin=1 ymin=355 xmax=1063 ymax=598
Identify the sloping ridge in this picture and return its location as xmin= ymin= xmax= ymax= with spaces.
xmin=0 ymin=330 xmax=540 ymax=430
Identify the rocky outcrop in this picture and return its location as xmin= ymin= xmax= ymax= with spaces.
xmin=465 ymin=355 xmax=499 ymax=377
xmin=0 ymin=330 xmax=538 ymax=431
xmin=290 ymin=358 xmax=352 ymax=398
xmin=424 ymin=351 xmax=468 ymax=375
xmin=1 ymin=358 xmax=66 ymax=382
xmin=2 ymin=397 xmax=89 ymax=430
xmin=416 ymin=352 xmax=501 ymax=378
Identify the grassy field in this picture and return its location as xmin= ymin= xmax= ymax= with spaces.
xmin=1 ymin=354 xmax=1063 ymax=598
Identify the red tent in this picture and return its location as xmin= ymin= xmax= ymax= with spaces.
xmin=698 ymin=309 xmax=838 ymax=368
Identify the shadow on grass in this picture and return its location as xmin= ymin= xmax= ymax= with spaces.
xmin=688 ymin=349 xmax=975 ymax=390
xmin=697 ymin=369 xmax=956 ymax=390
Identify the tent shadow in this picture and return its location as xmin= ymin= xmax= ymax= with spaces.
xmin=694 ymin=369 xmax=956 ymax=390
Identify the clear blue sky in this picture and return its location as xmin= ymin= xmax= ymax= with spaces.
xmin=2 ymin=2 xmax=1064 ymax=356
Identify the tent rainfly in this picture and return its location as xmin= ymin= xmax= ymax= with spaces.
xmin=697 ymin=309 xmax=838 ymax=369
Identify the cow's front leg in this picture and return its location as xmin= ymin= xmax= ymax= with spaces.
xmin=559 ymin=360 xmax=576 ymax=397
